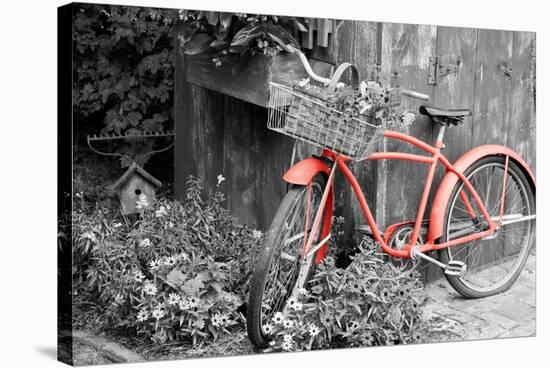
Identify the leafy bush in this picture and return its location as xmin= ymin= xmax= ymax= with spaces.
xmin=73 ymin=176 xmax=261 ymax=345
xmin=72 ymin=4 xmax=178 ymax=166
xmin=175 ymin=11 xmax=306 ymax=66
xmin=263 ymin=239 xmax=425 ymax=352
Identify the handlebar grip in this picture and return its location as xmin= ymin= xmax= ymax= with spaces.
xmin=400 ymin=89 xmax=430 ymax=101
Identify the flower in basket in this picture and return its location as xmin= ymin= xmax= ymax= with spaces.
xmin=172 ymin=11 xmax=307 ymax=66
xmin=318 ymin=77 xmax=416 ymax=129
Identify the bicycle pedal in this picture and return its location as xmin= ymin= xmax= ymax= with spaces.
xmin=444 ymin=261 xmax=467 ymax=277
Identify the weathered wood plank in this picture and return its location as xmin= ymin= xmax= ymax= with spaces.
xmin=174 ymin=48 xmax=225 ymax=201
xmin=433 ymin=26 xmax=478 ymax=163
xmin=471 ymin=29 xmax=514 ymax=268
xmin=507 ymin=31 xmax=536 ymax=171
xmin=186 ymin=53 xmax=332 ymax=107
xmin=222 ymin=97 xmax=295 ymax=229
xmin=472 ymin=29 xmax=514 ymax=147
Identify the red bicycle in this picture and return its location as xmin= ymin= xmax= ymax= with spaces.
xmin=246 ymin=52 xmax=536 ymax=347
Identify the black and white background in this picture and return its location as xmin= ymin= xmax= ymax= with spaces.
xmin=0 ymin=0 xmax=549 ymax=367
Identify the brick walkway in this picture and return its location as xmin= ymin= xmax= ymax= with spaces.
xmin=421 ymin=252 xmax=536 ymax=342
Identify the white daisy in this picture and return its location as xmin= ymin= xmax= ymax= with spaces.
xmin=297 ymin=287 xmax=309 ymax=296
xmin=142 ymin=282 xmax=157 ymax=296
xmin=308 ymin=324 xmax=320 ymax=337
xmin=272 ymin=312 xmax=285 ymax=325
xmin=193 ymin=319 xmax=205 ymax=329
xmin=283 ymin=333 xmax=293 ymax=343
xmin=133 ymin=271 xmax=145 ymax=283
xmin=187 ymin=297 xmax=199 ymax=308
xmin=283 ymin=319 xmax=293 ymax=329
xmin=164 ymin=256 xmax=177 ymax=267
xmin=149 ymin=259 xmax=161 ymax=271
xmin=262 ymin=323 xmax=274 ymax=335
xmin=167 ymin=293 xmax=181 ymax=305
xmin=218 ymin=313 xmax=230 ymax=327
xmin=136 ymin=309 xmax=149 ymax=322
xmin=152 ymin=307 xmax=166 ymax=320
xmin=286 ymin=297 xmax=298 ymax=309
xmin=291 ymin=302 xmax=303 ymax=312
xmin=178 ymin=299 xmax=191 ymax=311
xmin=211 ymin=315 xmax=221 ymax=328
xmin=281 ymin=340 xmax=293 ymax=351
xmin=217 ymin=174 xmax=226 ymax=185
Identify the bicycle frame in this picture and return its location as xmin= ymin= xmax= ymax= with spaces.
xmin=301 ymin=129 xmax=505 ymax=261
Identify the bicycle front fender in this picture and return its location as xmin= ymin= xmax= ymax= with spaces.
xmin=283 ymin=157 xmax=333 ymax=264
xmin=428 ymin=144 xmax=536 ymax=243
xmin=282 ymin=157 xmax=331 ymax=185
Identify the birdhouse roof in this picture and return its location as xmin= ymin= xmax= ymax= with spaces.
xmin=110 ymin=162 xmax=162 ymax=190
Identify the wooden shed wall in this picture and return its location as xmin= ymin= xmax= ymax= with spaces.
xmin=174 ymin=20 xmax=535 ymax=281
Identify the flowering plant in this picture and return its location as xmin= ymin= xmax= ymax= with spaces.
xmin=263 ymin=237 xmax=425 ymax=352
xmin=295 ymin=77 xmax=417 ymax=129
xmin=72 ymin=175 xmax=261 ymax=345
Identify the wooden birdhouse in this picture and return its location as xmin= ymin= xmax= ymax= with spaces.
xmin=110 ymin=162 xmax=162 ymax=215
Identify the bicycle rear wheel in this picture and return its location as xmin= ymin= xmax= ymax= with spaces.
xmin=247 ymin=175 xmax=326 ymax=347
xmin=439 ymin=156 xmax=535 ymax=298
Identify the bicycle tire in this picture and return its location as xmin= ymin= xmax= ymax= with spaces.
xmin=438 ymin=155 xmax=535 ymax=298
xmin=247 ymin=175 xmax=326 ymax=347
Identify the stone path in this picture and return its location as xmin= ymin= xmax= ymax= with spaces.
xmin=421 ymin=252 xmax=536 ymax=343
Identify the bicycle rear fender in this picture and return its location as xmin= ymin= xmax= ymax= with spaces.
xmin=428 ymin=144 xmax=536 ymax=243
xmin=283 ymin=157 xmax=333 ymax=264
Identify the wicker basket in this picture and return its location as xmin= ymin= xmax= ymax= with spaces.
xmin=267 ymin=80 xmax=385 ymax=161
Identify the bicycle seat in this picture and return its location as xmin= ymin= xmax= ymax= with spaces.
xmin=419 ymin=106 xmax=472 ymax=126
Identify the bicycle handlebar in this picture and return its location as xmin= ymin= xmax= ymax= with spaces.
xmin=294 ymin=51 xmax=430 ymax=102
xmin=295 ymin=51 xmax=332 ymax=85
xmin=398 ymin=88 xmax=430 ymax=101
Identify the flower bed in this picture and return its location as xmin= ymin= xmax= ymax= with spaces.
xmin=73 ymin=176 xmax=261 ymax=345
xmin=71 ymin=174 xmax=428 ymax=355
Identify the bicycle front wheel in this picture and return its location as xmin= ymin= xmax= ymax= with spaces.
xmin=246 ymin=175 xmax=326 ymax=347
xmin=439 ymin=155 xmax=535 ymax=298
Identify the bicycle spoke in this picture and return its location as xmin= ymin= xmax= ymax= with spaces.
xmin=445 ymin=161 xmax=533 ymax=294
xmin=259 ymin=182 xmax=323 ymax=327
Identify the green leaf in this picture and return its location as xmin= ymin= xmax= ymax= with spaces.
xmin=127 ymin=111 xmax=142 ymax=127
xmin=219 ymin=13 xmax=232 ymax=30
xmin=229 ymin=23 xmax=263 ymax=54
xmin=171 ymin=20 xmax=200 ymax=40
xmin=205 ymin=11 xmax=219 ymax=26
xmin=265 ymin=22 xmax=300 ymax=53
xmin=183 ymin=33 xmax=214 ymax=55
xmin=210 ymin=38 xmax=228 ymax=50
xmin=288 ymin=17 xmax=309 ymax=32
